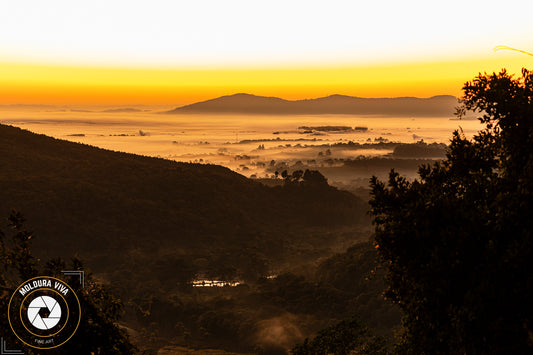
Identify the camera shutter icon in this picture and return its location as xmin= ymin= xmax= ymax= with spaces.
xmin=27 ymin=296 xmax=62 ymax=330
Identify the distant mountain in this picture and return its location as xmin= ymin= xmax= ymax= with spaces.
xmin=0 ymin=124 xmax=365 ymax=271
xmin=165 ymin=93 xmax=458 ymax=116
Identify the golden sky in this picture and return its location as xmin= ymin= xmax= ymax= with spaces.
xmin=0 ymin=55 xmax=529 ymax=105
xmin=0 ymin=1 xmax=532 ymax=105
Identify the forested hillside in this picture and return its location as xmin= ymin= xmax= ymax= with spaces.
xmin=0 ymin=124 xmax=381 ymax=353
xmin=0 ymin=123 xmax=365 ymax=262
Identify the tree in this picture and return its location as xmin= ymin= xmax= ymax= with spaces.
xmin=0 ymin=210 xmax=136 ymax=354
xmin=369 ymin=68 xmax=533 ymax=354
xmin=302 ymin=169 xmax=328 ymax=186
xmin=290 ymin=170 xmax=304 ymax=182
xmin=291 ymin=317 xmax=387 ymax=355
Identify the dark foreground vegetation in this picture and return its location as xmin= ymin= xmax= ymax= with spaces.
xmin=1 ymin=67 xmax=530 ymax=354
xmin=0 ymin=208 xmax=400 ymax=354
xmin=369 ymin=68 xmax=533 ymax=353
xmin=0 ymin=123 xmax=395 ymax=352
xmin=0 ymin=211 xmax=136 ymax=354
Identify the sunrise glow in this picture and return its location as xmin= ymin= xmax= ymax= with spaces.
xmin=0 ymin=53 xmax=529 ymax=105
xmin=1 ymin=0 xmax=532 ymax=104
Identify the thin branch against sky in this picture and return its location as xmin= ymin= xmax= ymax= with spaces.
xmin=494 ymin=45 xmax=533 ymax=57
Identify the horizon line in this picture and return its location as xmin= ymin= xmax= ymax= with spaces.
xmin=0 ymin=92 xmax=458 ymax=107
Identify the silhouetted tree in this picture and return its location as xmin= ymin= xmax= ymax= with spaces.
xmin=0 ymin=210 xmax=136 ymax=354
xmin=370 ymin=68 xmax=533 ymax=354
xmin=291 ymin=170 xmax=304 ymax=182
xmin=291 ymin=317 xmax=387 ymax=355
xmin=302 ymin=169 xmax=328 ymax=186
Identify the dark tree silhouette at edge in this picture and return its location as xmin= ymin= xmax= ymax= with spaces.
xmin=0 ymin=210 xmax=137 ymax=354
xmin=370 ymin=68 xmax=533 ymax=354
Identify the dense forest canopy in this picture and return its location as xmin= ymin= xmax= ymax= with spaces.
xmin=370 ymin=68 xmax=533 ymax=353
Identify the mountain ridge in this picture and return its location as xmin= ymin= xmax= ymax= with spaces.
xmin=165 ymin=93 xmax=458 ymax=116
xmin=0 ymin=123 xmax=364 ymax=268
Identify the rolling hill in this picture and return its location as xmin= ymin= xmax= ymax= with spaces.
xmin=165 ymin=93 xmax=458 ymax=116
xmin=0 ymin=124 xmax=366 ymax=272
xmin=0 ymin=124 xmax=394 ymax=353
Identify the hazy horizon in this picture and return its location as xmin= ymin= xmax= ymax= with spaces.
xmin=0 ymin=105 xmax=483 ymax=190
xmin=0 ymin=92 xmax=459 ymax=108
xmin=1 ymin=1 xmax=531 ymax=353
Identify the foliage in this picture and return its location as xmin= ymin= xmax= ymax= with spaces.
xmin=0 ymin=122 xmax=365 ymax=262
xmin=370 ymin=68 xmax=533 ymax=353
xmin=0 ymin=123 xmax=395 ymax=352
xmin=290 ymin=317 xmax=388 ymax=355
xmin=0 ymin=211 xmax=136 ymax=354
xmin=132 ymin=242 xmax=400 ymax=353
xmin=392 ymin=141 xmax=447 ymax=158
xmin=280 ymin=168 xmax=329 ymax=184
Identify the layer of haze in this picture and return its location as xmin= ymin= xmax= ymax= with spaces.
xmin=0 ymin=106 xmax=484 ymax=185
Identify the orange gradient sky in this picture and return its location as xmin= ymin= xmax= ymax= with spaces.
xmin=0 ymin=1 xmax=532 ymax=105
xmin=0 ymin=55 xmax=530 ymax=105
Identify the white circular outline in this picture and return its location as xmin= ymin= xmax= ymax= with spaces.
xmin=27 ymin=295 xmax=62 ymax=330
xmin=8 ymin=276 xmax=81 ymax=350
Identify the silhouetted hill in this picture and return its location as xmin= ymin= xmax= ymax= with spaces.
xmin=167 ymin=93 xmax=292 ymax=114
xmin=0 ymin=124 xmax=365 ymax=271
xmin=165 ymin=93 xmax=458 ymax=116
